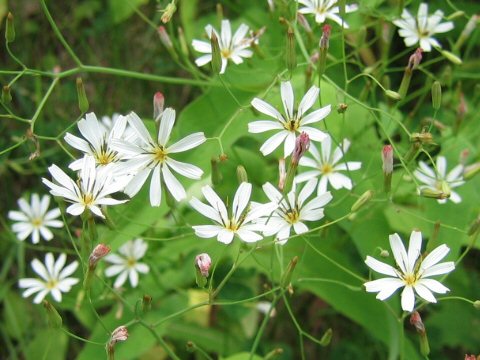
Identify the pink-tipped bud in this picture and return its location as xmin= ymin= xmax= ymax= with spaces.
xmin=111 ymin=326 xmax=128 ymax=343
xmin=157 ymin=26 xmax=172 ymax=49
xmin=195 ymin=253 xmax=212 ymax=277
xmin=297 ymin=13 xmax=312 ymax=33
xmin=89 ymin=244 xmax=110 ymax=268
xmin=153 ymin=92 xmax=165 ymax=121
xmin=382 ymin=145 xmax=393 ymax=175
xmin=408 ymin=48 xmax=423 ymax=70
xmin=460 ymin=148 xmax=470 ymax=165
xmin=278 ymin=158 xmax=286 ymax=191
xmin=292 ymin=132 xmax=310 ymax=165
xmin=410 ymin=311 xmax=425 ymax=334
xmin=320 ymin=24 xmax=331 ymax=50
xmin=457 ymin=92 xmax=468 ymax=119
xmin=464 ymin=355 xmax=477 ymax=360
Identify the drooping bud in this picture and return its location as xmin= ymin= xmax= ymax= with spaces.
xmin=160 ymin=1 xmax=176 ymax=23
xmin=76 ymin=77 xmax=89 ymax=113
xmin=410 ymin=311 xmax=429 ymax=356
xmin=89 ymin=244 xmax=111 ymax=268
xmin=5 ymin=12 xmax=15 ymax=43
xmin=399 ymin=48 xmax=422 ymax=98
xmin=278 ymin=158 xmax=286 ymax=191
xmin=236 ymin=165 xmax=248 ymax=184
xmin=43 ymin=300 xmax=63 ymax=329
xmin=351 ymin=190 xmax=374 ymax=212
xmin=210 ymin=32 xmax=222 ymax=74
xmin=319 ymin=328 xmax=333 ymax=346
xmin=2 ymin=85 xmax=12 ymax=103
xmin=195 ymin=253 xmax=212 ymax=277
xmin=291 ymin=132 xmax=310 ymax=166
xmin=440 ymin=49 xmax=463 ymax=65
xmin=211 ymin=157 xmax=223 ymax=185
xmin=382 ymin=145 xmax=393 ymax=193
xmin=107 ymin=326 xmax=129 ymax=360
xmin=194 ymin=253 xmax=211 ymax=288
xmin=431 ymin=81 xmax=442 ymax=110
xmin=142 ymin=295 xmax=152 ymax=314
xmin=281 ymin=256 xmax=298 ymax=288
xmin=318 ymin=24 xmax=331 ymax=78
xmin=153 ymin=92 xmax=165 ymax=122
xmin=286 ymin=27 xmax=297 ymax=75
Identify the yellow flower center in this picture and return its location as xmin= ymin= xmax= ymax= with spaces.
xmin=284 ymin=119 xmax=300 ymax=132
xmin=221 ymin=48 xmax=232 ymax=59
xmin=154 ymin=146 xmax=168 ymax=163
xmin=284 ymin=210 xmax=299 ymax=224
xmin=403 ymin=273 xmax=417 ymax=286
xmin=82 ymin=193 xmax=94 ymax=207
xmin=321 ymin=163 xmax=333 ymax=174
xmin=96 ymin=151 xmax=116 ymax=165
xmin=225 ymin=219 xmax=239 ymax=232
xmin=31 ymin=218 xmax=42 ymax=227
xmin=126 ymin=258 xmax=136 ymax=268
xmin=46 ymin=279 xmax=58 ymax=289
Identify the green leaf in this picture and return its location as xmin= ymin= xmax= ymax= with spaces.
xmin=108 ymin=0 xmax=148 ymax=23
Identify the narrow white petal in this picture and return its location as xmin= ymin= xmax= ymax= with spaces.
xmin=168 ymin=132 xmax=206 ymax=153
xmin=193 ymin=225 xmax=222 ymax=238
xmin=162 ymin=165 xmax=186 ymax=201
xmin=389 ymin=233 xmax=409 ymax=274
xmin=298 ymin=86 xmax=319 ymax=117
xmin=421 ymin=261 xmax=455 ymax=278
xmin=217 ymin=229 xmax=235 ymax=244
xmin=407 ymin=231 xmax=422 ymax=273
xmin=248 ymin=121 xmax=284 ymax=133
xmin=401 ymin=286 xmax=415 ymax=312
xmin=280 ymin=81 xmax=294 ymax=119
xmin=300 ymin=105 xmax=331 ymax=125
xmin=365 ymin=256 xmax=398 ymax=277
xmin=149 ymin=166 xmax=162 ymax=207
xmin=251 ymin=98 xmax=284 ymax=121
xmin=166 ymin=159 xmax=203 ymax=179
xmin=420 ymin=244 xmax=450 ymax=270
xmin=260 ymin=131 xmax=289 ymax=156
xmin=232 ymin=182 xmax=252 ymax=222
xmin=190 ymin=198 xmax=222 ymax=223
xmin=158 ymin=108 xmax=176 ymax=146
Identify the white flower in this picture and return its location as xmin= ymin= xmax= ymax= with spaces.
xmin=297 ymin=0 xmax=358 ymax=28
xmin=42 ymin=156 xmax=129 ymax=218
xmin=364 ymin=231 xmax=455 ymax=312
xmin=104 ymin=238 xmax=150 ymax=288
xmin=190 ymin=182 xmax=278 ymax=244
xmin=413 ymin=156 xmax=464 ymax=204
xmin=260 ymin=179 xmax=332 ymax=245
xmin=295 ymin=135 xmax=361 ymax=194
xmin=64 ymin=112 xmax=131 ymax=170
xmin=248 ymin=81 xmax=330 ymax=157
xmin=192 ymin=19 xmax=253 ymax=74
xmin=393 ymin=3 xmax=454 ymax=52
xmin=111 ymin=109 xmax=206 ymax=207
xmin=18 ymin=252 xmax=79 ymax=304
xmin=8 ymin=194 xmax=63 ymax=244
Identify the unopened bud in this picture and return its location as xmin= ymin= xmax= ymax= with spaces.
xmin=286 ymin=27 xmax=297 ymax=74
xmin=264 ymin=348 xmax=284 ymax=359
xmin=407 ymin=48 xmax=423 ymax=71
xmin=468 ymin=216 xmax=480 ymax=236
xmin=177 ymin=27 xmax=189 ymax=57
xmin=43 ymin=300 xmax=63 ymax=328
xmin=157 ymin=26 xmax=173 ymax=49
xmin=195 ymin=253 xmax=212 ymax=277
xmin=380 ymin=249 xmax=389 ymax=257
xmin=281 ymin=256 xmax=298 ymax=288
xmin=447 ymin=10 xmax=465 ymax=20
xmin=410 ymin=311 xmax=425 ymax=334
xmin=5 ymin=12 xmax=15 ymax=43
xmin=107 ymin=326 xmax=128 ymax=360
xmin=318 ymin=24 xmax=331 ymax=77
xmin=89 ymin=244 xmax=110 ymax=268
xmin=455 ymin=15 xmax=479 ymax=50
xmin=419 ymin=185 xmax=450 ymax=200
xmin=319 ymin=328 xmax=333 ymax=346
xmin=351 ymin=190 xmax=374 ymax=212
xmin=236 ymin=165 xmax=248 ymax=184
xmin=410 ymin=132 xmax=433 ymax=144
xmin=337 ymin=103 xmax=348 ymax=113
xmin=440 ymin=50 xmax=462 ymax=65
xmin=211 ymin=157 xmax=223 ymax=185
xmin=431 ymin=81 xmax=442 ymax=110
xmin=210 ymin=32 xmax=222 ymax=74
xmin=473 ymin=300 xmax=480 ymax=309
xmin=291 ymin=132 xmax=310 ymax=166
xmin=278 ymin=158 xmax=286 ymax=191
xmin=297 ymin=13 xmax=311 ymax=33
xmin=2 ymin=85 xmax=12 ymax=103
xmin=464 ymin=355 xmax=477 ymax=360
xmin=382 ymin=145 xmax=393 ymax=193
xmin=464 ymin=162 xmax=480 ymax=180
xmin=76 ymin=77 xmax=89 ymax=113
xmin=161 ymin=2 xmax=176 ymax=23
xmin=385 ymin=90 xmax=401 ymax=100
xmin=142 ymin=295 xmax=152 ymax=314
xmin=153 ymin=92 xmax=165 ymax=122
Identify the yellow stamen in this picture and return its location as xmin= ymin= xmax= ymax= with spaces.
xmin=154 ymin=147 xmax=168 ymax=163
xmin=31 ymin=218 xmax=42 ymax=227
xmin=284 ymin=210 xmax=299 ymax=224
xmin=321 ymin=163 xmax=333 ymax=174
xmin=403 ymin=273 xmax=417 ymax=286
xmin=46 ymin=279 xmax=58 ymax=289
xmin=221 ymin=48 xmax=232 ymax=58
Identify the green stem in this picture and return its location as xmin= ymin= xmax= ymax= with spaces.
xmin=30 ymin=77 xmax=59 ymax=133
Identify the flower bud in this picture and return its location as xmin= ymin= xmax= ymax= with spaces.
xmin=431 ymin=81 xmax=442 ymax=110
xmin=410 ymin=132 xmax=433 ymax=144
xmin=76 ymin=77 xmax=89 ymax=113
xmin=474 ymin=300 xmax=480 ymax=309
xmin=211 ymin=157 xmax=223 ymax=185
xmin=399 ymin=48 xmax=422 ymax=98
xmin=195 ymin=253 xmax=212 ymax=277
xmin=89 ymin=244 xmax=111 ymax=268
xmin=351 ymin=190 xmax=374 ymax=212
xmin=419 ymin=185 xmax=450 ymax=200
xmin=382 ymin=145 xmax=393 ymax=193
xmin=160 ymin=2 xmax=176 ymax=23
xmin=337 ymin=103 xmax=348 ymax=113
xmin=447 ymin=10 xmax=465 ymax=20
xmin=278 ymin=158 xmax=286 ymax=191
xmin=43 ymin=300 xmax=63 ymax=329
xmin=107 ymin=326 xmax=129 ymax=360
xmin=454 ymin=15 xmax=479 ymax=50
xmin=2 ymin=85 xmax=12 ymax=103
xmin=297 ymin=13 xmax=312 ymax=34
xmin=286 ymin=27 xmax=297 ymax=74
xmin=210 ymin=32 xmax=222 ymax=74
xmin=177 ymin=27 xmax=190 ymax=57
xmin=464 ymin=162 xmax=480 ymax=180
xmin=464 ymin=355 xmax=477 ymax=360
xmin=236 ymin=165 xmax=248 ymax=184
xmin=410 ymin=311 xmax=425 ymax=334
xmin=318 ymin=24 xmax=331 ymax=77
xmin=407 ymin=48 xmax=423 ymax=71
xmin=5 ymin=12 xmax=15 ymax=43
xmin=467 ymin=216 xmax=480 ymax=236
xmin=319 ymin=328 xmax=332 ymax=346
xmin=157 ymin=26 xmax=173 ymax=49
xmin=153 ymin=92 xmax=165 ymax=122
xmin=291 ymin=132 xmax=310 ymax=166
xmin=281 ymin=256 xmax=298 ymax=288
xmin=440 ymin=50 xmax=462 ymax=65
xmin=385 ymin=90 xmax=401 ymax=100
